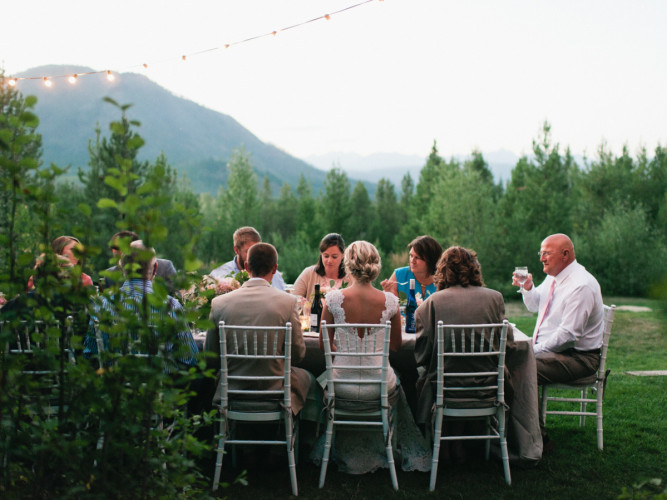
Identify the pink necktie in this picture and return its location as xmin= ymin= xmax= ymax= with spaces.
xmin=533 ymin=279 xmax=556 ymax=345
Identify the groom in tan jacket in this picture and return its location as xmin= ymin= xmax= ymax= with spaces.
xmin=205 ymin=242 xmax=311 ymax=414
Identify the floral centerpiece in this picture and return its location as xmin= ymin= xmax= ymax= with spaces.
xmin=182 ymin=271 xmax=248 ymax=324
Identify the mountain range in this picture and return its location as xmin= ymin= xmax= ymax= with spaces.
xmin=15 ymin=65 xmax=336 ymax=195
xmin=14 ymin=65 xmax=528 ymax=195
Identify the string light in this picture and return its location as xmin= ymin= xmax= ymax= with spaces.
xmin=8 ymin=0 xmax=378 ymax=86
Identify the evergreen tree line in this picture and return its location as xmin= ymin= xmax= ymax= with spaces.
xmin=3 ymin=83 xmax=667 ymax=301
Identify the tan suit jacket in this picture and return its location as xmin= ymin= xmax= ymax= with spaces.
xmin=414 ymin=285 xmax=512 ymax=425
xmin=205 ymin=278 xmax=310 ymax=414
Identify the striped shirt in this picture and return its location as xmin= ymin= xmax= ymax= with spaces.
xmin=84 ymin=279 xmax=198 ymax=368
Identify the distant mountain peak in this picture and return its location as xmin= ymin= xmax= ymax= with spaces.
xmin=13 ymin=64 xmax=334 ymax=195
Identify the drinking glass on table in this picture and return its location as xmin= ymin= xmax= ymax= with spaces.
xmin=514 ymin=267 xmax=528 ymax=293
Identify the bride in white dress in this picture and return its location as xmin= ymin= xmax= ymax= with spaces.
xmin=312 ymin=241 xmax=431 ymax=474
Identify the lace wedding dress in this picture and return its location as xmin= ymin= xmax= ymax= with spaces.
xmin=310 ymin=289 xmax=432 ymax=474
xmin=325 ymin=288 xmax=398 ymax=400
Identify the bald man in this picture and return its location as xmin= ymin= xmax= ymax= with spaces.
xmin=513 ymin=234 xmax=604 ymax=449
xmin=514 ymin=233 xmax=604 ymax=385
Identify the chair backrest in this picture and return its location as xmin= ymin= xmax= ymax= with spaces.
xmin=3 ymin=316 xmax=76 ymax=371
xmin=93 ymin=320 xmax=166 ymax=366
xmin=435 ymin=320 xmax=509 ymax=405
xmin=598 ymin=305 xmax=616 ymax=377
xmin=1 ymin=317 xmax=76 ymax=418
xmin=218 ymin=321 xmax=293 ymax=411
xmin=320 ymin=321 xmax=391 ymax=405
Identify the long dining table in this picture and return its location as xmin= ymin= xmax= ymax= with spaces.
xmin=294 ymin=327 xmax=543 ymax=466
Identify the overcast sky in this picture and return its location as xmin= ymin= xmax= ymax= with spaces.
xmin=3 ymin=0 xmax=666 ymax=161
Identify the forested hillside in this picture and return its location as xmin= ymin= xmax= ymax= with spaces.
xmin=15 ymin=65 xmax=336 ymax=195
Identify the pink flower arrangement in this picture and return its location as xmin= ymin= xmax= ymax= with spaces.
xmin=215 ymin=277 xmax=240 ymax=295
xmin=182 ymin=274 xmax=241 ymax=309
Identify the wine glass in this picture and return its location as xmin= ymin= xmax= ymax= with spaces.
xmin=515 ymin=266 xmax=528 ymax=293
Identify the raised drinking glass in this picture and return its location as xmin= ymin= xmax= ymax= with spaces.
xmin=515 ymin=266 xmax=528 ymax=293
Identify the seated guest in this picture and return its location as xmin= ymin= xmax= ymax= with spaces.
xmin=381 ymin=235 xmax=442 ymax=301
xmin=514 ymin=233 xmax=604 ymax=450
xmin=210 ymin=226 xmax=286 ymax=291
xmin=205 ymin=243 xmax=311 ymax=415
xmin=320 ymin=240 xmax=402 ymax=400
xmin=3 ymin=254 xmax=90 ymax=340
xmin=293 ymin=233 xmax=347 ymax=300
xmin=314 ymin=241 xmax=431 ymax=473
xmin=84 ymin=240 xmax=198 ymax=370
xmin=27 ymin=236 xmax=93 ymax=290
xmin=414 ymin=246 xmax=512 ymax=458
xmin=101 ymin=230 xmax=177 ymax=293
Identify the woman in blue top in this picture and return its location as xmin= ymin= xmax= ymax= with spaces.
xmin=381 ymin=235 xmax=443 ymax=302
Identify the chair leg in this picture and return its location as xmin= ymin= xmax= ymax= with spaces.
xmin=579 ymin=388 xmax=588 ymax=427
xmin=285 ymin=411 xmax=299 ymax=496
xmin=497 ymin=409 xmax=512 ymax=486
xmin=382 ymin=408 xmax=398 ymax=491
xmin=485 ymin=416 xmax=491 ymax=460
xmin=293 ymin=416 xmax=300 ymax=465
xmin=318 ymin=410 xmax=335 ymax=488
xmin=596 ymin=384 xmax=604 ymax=451
xmin=429 ymin=409 xmax=444 ymax=492
xmin=212 ymin=415 xmax=226 ymax=492
xmin=539 ymin=386 xmax=549 ymax=428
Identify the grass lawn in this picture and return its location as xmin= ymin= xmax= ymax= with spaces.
xmin=210 ymin=297 xmax=667 ymax=499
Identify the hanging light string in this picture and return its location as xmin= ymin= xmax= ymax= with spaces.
xmin=5 ymin=0 xmax=380 ymax=87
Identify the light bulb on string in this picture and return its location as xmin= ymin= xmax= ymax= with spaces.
xmin=10 ymin=0 xmax=377 ymax=84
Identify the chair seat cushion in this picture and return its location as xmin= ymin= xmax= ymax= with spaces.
xmin=442 ymin=396 xmax=498 ymax=409
xmin=228 ymin=398 xmax=283 ymax=412
xmin=552 ymin=374 xmax=597 ymax=387
xmin=327 ymin=386 xmax=400 ymax=411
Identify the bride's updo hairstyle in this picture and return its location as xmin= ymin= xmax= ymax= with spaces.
xmin=344 ymin=240 xmax=381 ymax=285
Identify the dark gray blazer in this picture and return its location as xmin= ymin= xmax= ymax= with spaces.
xmin=414 ymin=285 xmax=512 ymax=425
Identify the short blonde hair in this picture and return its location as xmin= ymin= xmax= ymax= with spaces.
xmin=344 ymin=241 xmax=381 ymax=284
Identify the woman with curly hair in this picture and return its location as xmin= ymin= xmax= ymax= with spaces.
xmin=413 ymin=246 xmax=512 ymax=460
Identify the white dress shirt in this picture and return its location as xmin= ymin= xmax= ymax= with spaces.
xmin=210 ymin=257 xmax=286 ymax=291
xmin=522 ymin=260 xmax=604 ymax=354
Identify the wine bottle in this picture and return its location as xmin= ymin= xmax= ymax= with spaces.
xmin=310 ymin=284 xmax=323 ymax=333
xmin=405 ymin=278 xmax=417 ymax=333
